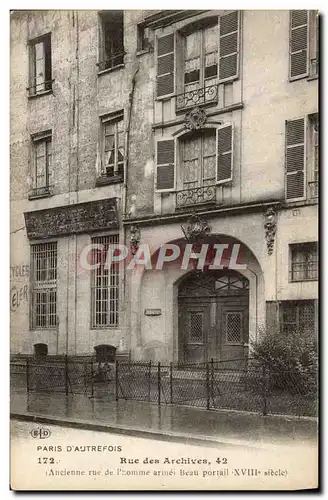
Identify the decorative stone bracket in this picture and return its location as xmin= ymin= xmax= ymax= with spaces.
xmin=264 ymin=207 xmax=277 ymax=255
xmin=129 ymin=225 xmax=141 ymax=255
xmin=181 ymin=212 xmax=211 ymax=242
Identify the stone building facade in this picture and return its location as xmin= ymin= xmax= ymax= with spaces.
xmin=10 ymin=10 xmax=318 ymax=362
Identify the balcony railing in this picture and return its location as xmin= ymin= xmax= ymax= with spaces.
xmin=27 ymin=80 xmax=53 ymax=96
xmin=176 ymin=84 xmax=218 ymax=111
xmin=97 ymin=52 xmax=125 ymax=72
xmin=308 ymin=181 xmax=318 ymax=199
xmin=176 ymin=184 xmax=216 ymax=209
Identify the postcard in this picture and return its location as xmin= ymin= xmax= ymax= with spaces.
xmin=10 ymin=8 xmax=319 ymax=491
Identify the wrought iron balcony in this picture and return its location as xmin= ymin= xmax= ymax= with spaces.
xmin=176 ymin=84 xmax=218 ymax=112
xmin=176 ymin=185 xmax=216 ymax=209
xmin=308 ymin=181 xmax=318 ymax=199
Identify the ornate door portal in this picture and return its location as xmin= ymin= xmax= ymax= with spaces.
xmin=178 ymin=270 xmax=249 ymax=363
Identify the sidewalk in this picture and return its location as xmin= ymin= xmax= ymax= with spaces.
xmin=10 ymin=390 xmax=318 ymax=449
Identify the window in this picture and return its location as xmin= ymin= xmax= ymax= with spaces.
xmin=290 ymin=242 xmax=318 ymax=281
xmin=30 ymin=132 xmax=52 ymax=197
xmin=91 ymin=235 xmax=119 ymax=327
xmin=137 ymin=24 xmax=150 ymax=52
xmin=99 ymin=11 xmax=124 ymax=72
xmin=99 ymin=112 xmax=124 ymax=182
xmin=289 ymin=10 xmax=319 ymax=81
xmin=285 ymin=115 xmax=319 ymax=201
xmin=188 ymin=312 xmax=204 ymax=344
xmin=280 ymin=300 xmax=316 ymax=337
xmin=156 ymin=11 xmax=240 ymax=104
xmin=156 ymin=124 xmax=234 ymax=201
xmin=183 ymin=22 xmax=218 ymax=96
xmin=28 ymin=33 xmax=52 ymax=95
xmin=30 ymin=242 xmax=57 ymax=329
xmin=181 ymin=129 xmax=216 ymax=190
xmin=225 ymin=312 xmax=243 ymax=343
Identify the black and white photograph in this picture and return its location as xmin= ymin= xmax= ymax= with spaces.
xmin=9 ymin=8 xmax=319 ymax=491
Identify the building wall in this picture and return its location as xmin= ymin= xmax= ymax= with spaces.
xmin=10 ymin=10 xmax=318 ymax=358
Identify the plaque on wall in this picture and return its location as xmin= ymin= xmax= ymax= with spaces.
xmin=24 ymin=198 xmax=118 ymax=239
xmin=144 ymin=309 xmax=162 ymax=316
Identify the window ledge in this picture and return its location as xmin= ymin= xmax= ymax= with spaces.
xmin=28 ymin=190 xmax=53 ymax=200
xmin=136 ymin=48 xmax=151 ymax=57
xmin=90 ymin=327 xmax=119 ymax=330
xmin=97 ymin=64 xmax=125 ymax=76
xmin=307 ymin=74 xmax=318 ymax=81
xmin=28 ymin=89 xmax=53 ymax=99
xmin=96 ymin=174 xmax=124 ymax=186
xmin=289 ymin=278 xmax=318 ymax=283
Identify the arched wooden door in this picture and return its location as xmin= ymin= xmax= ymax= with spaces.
xmin=178 ymin=270 xmax=249 ymax=363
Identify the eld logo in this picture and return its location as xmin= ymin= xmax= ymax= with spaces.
xmin=30 ymin=427 xmax=51 ymax=439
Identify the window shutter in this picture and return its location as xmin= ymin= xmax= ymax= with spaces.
xmin=216 ymin=124 xmax=233 ymax=184
xmin=285 ymin=118 xmax=305 ymax=200
xmin=289 ymin=10 xmax=309 ymax=80
xmin=218 ymin=11 xmax=240 ymax=83
xmin=156 ymin=33 xmax=175 ymax=98
xmin=156 ymin=139 xmax=175 ymax=191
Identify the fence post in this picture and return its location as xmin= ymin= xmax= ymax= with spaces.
xmin=148 ymin=360 xmax=152 ymax=402
xmin=206 ymin=362 xmax=210 ymax=410
xmin=65 ymin=354 xmax=69 ymax=396
xmin=26 ymin=359 xmax=29 ymax=393
xmin=158 ymin=362 xmax=161 ymax=406
xmin=90 ymin=359 xmax=94 ymax=398
xmin=169 ymin=361 xmax=173 ymax=404
xmin=262 ymin=365 xmax=268 ymax=416
xmin=115 ymin=361 xmax=119 ymax=402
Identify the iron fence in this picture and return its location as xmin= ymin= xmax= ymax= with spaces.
xmin=10 ymin=357 xmax=317 ymax=417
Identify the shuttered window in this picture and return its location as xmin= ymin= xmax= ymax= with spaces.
xmin=216 ymin=124 xmax=233 ymax=183
xmin=156 ymin=33 xmax=175 ymax=98
xmin=218 ymin=11 xmax=240 ymax=83
xmin=156 ymin=139 xmax=175 ymax=191
xmin=289 ymin=10 xmax=309 ymax=80
xmin=285 ymin=118 xmax=305 ymax=200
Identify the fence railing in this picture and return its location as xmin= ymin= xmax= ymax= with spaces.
xmin=10 ymin=357 xmax=318 ymax=417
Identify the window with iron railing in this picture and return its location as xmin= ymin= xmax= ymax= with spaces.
xmin=29 ymin=132 xmax=52 ymax=199
xmin=290 ymin=242 xmax=318 ymax=281
xmin=91 ymin=235 xmax=119 ymax=328
xmin=28 ymin=33 xmax=52 ymax=96
xmin=156 ymin=11 xmax=241 ymax=110
xmin=30 ymin=242 xmax=57 ymax=329
xmin=98 ymin=11 xmax=124 ymax=72
xmin=280 ymin=300 xmax=316 ymax=337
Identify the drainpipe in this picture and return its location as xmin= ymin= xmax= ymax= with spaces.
xmin=122 ymin=64 xmax=139 ymax=295
xmin=123 ymin=64 xmax=139 ymax=220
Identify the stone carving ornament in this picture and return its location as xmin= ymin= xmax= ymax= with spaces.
xmin=185 ymin=107 xmax=207 ymax=130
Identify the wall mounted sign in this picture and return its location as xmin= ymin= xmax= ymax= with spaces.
xmin=24 ymin=198 xmax=118 ymax=239
xmin=144 ymin=309 xmax=162 ymax=316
